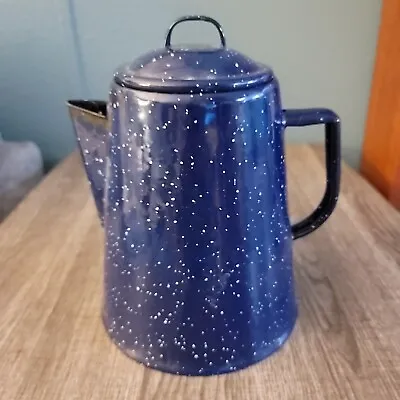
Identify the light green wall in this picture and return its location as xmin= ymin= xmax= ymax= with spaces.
xmin=0 ymin=0 xmax=381 ymax=168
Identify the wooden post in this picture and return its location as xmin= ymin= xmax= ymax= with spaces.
xmin=361 ymin=0 xmax=400 ymax=209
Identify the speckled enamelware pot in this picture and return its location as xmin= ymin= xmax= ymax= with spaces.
xmin=67 ymin=15 xmax=341 ymax=376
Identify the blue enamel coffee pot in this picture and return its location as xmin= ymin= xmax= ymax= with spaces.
xmin=67 ymin=15 xmax=341 ymax=376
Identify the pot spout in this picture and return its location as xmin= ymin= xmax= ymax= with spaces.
xmin=67 ymin=100 xmax=108 ymax=224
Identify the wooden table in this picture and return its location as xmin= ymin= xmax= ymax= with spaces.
xmin=1 ymin=145 xmax=399 ymax=400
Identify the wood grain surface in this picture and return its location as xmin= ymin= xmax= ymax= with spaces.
xmin=0 ymin=145 xmax=399 ymax=400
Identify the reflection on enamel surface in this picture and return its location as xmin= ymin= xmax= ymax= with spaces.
xmin=99 ymin=82 xmax=297 ymax=376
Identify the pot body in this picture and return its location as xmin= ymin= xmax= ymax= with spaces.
xmin=102 ymin=76 xmax=297 ymax=375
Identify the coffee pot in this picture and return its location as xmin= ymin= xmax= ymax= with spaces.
xmin=67 ymin=15 xmax=340 ymax=376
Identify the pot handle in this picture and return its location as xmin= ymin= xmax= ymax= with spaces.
xmin=283 ymin=108 xmax=341 ymax=240
xmin=165 ymin=15 xmax=226 ymax=48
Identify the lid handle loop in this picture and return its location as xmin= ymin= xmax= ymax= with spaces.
xmin=165 ymin=15 xmax=226 ymax=49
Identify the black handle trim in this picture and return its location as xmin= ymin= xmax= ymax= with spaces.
xmin=283 ymin=108 xmax=341 ymax=240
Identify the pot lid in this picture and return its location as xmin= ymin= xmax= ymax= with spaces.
xmin=114 ymin=15 xmax=273 ymax=94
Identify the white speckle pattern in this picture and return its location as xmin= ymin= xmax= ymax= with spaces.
xmin=93 ymin=77 xmax=298 ymax=376
xmin=70 ymin=43 xmax=300 ymax=376
xmin=113 ymin=43 xmax=273 ymax=95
